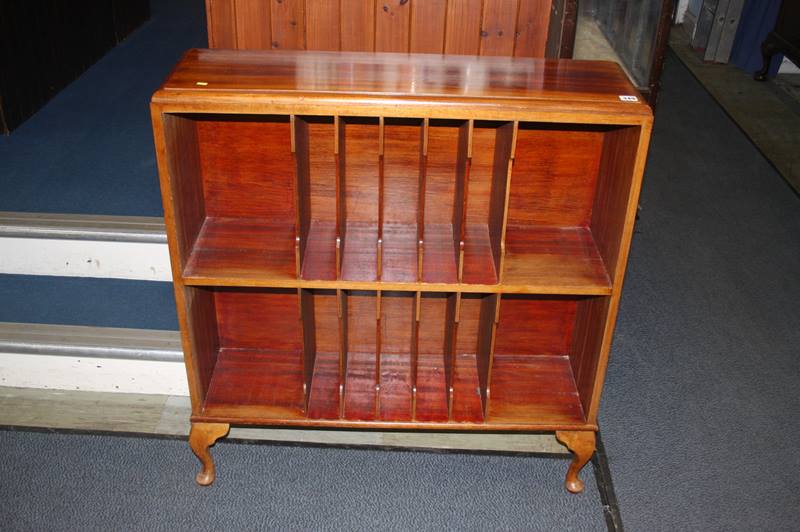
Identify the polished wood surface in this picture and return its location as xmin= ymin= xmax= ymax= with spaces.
xmin=152 ymin=49 xmax=652 ymax=491
xmin=153 ymin=49 xmax=650 ymax=120
xmin=189 ymin=422 xmax=230 ymax=486
xmin=206 ymin=0 xmax=555 ymax=57
xmin=555 ymin=430 xmax=596 ymax=493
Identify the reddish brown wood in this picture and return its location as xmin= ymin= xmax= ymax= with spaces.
xmin=207 ymin=0 xmax=573 ymax=58
xmin=415 ymin=293 xmax=449 ymax=422
xmin=410 ymin=0 xmax=447 ymax=54
xmin=183 ymin=287 xmax=220 ymax=400
xmin=480 ymin=0 xmax=520 ymax=56
xmin=184 ymin=219 xmax=297 ymax=282
xmin=234 ymin=0 xmax=272 ymax=50
xmin=591 ymin=126 xmax=641 ymax=281
xmin=555 ymin=430 xmax=596 ymax=493
xmin=340 ymin=0 xmax=375 ymax=51
xmin=344 ymin=291 xmax=378 ymax=420
xmin=514 ymin=0 xmax=551 ymax=57
xmin=494 ymin=295 xmax=577 ymax=356
xmin=161 ymin=115 xmax=205 ymax=265
xmin=444 ymin=0 xmax=483 ymax=55
xmin=375 ymin=0 xmax=411 ymax=53
xmin=501 ymin=226 xmax=610 ymax=292
xmin=270 ymin=0 xmax=305 ymax=50
xmin=451 ymin=294 xmax=484 ymax=422
xmin=489 ymin=355 xmax=584 ymax=424
xmin=153 ymin=49 xmax=653 ymax=492
xmin=305 ymin=0 xmax=339 ymax=51
xmin=306 ymin=289 xmax=340 ymax=418
xmin=157 ymin=51 xmax=650 ymax=116
xmin=206 ymin=0 xmax=236 ymax=48
xmin=189 ymin=422 xmax=230 ymax=486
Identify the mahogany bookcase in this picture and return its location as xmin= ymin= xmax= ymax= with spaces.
xmin=151 ymin=49 xmax=652 ymax=493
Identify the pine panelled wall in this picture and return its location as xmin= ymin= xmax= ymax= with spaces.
xmin=205 ymin=0 xmax=575 ymax=58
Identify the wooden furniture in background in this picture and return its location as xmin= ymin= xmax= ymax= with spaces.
xmin=151 ymin=49 xmax=652 ymax=493
xmin=205 ymin=0 xmax=577 ymax=58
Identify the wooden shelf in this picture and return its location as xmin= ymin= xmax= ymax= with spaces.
xmin=184 ymin=217 xmax=297 ymax=283
xmin=502 ymin=226 xmax=611 ymax=294
xmin=203 ymin=348 xmax=306 ymax=419
xmin=487 ymin=355 xmax=584 ymax=425
xmin=152 ymin=49 xmax=653 ymax=491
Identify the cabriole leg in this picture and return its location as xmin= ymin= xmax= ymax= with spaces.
xmin=189 ymin=422 xmax=230 ymax=486
xmin=555 ymin=430 xmax=596 ymax=494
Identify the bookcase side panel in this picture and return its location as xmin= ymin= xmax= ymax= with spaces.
xmin=161 ymin=114 xmax=205 ymax=266
xmin=183 ymin=286 xmax=221 ymax=408
xmin=591 ymin=125 xmax=643 ymax=283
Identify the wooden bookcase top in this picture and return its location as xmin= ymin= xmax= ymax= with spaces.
xmin=153 ymin=49 xmax=652 ymax=122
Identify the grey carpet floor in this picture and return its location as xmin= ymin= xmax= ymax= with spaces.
xmin=600 ymin=53 xmax=800 ymax=530
xmin=0 ymin=49 xmax=798 ymax=532
xmin=0 ymin=430 xmax=604 ymax=531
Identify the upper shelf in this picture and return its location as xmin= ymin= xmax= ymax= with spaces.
xmin=152 ymin=49 xmax=652 ymax=122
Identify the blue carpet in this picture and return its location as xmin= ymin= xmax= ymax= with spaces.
xmin=0 ymin=275 xmax=177 ymax=330
xmin=0 ymin=0 xmax=206 ymax=216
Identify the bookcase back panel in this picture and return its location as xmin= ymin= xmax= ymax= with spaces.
xmin=308 ymin=289 xmax=339 ymax=355
xmin=301 ymin=116 xmax=337 ymax=223
xmin=466 ymin=123 xmax=498 ymax=226
xmin=342 ymin=118 xmax=380 ymax=224
xmin=494 ymin=295 xmax=578 ymax=356
xmin=424 ymin=121 xmax=461 ymax=225
xmin=380 ymin=291 xmax=415 ymax=354
xmin=383 ymin=118 xmax=423 ymax=226
xmin=196 ymin=117 xmax=295 ymax=220
xmin=508 ymin=124 xmax=605 ymax=228
xmin=214 ymin=288 xmax=302 ymax=351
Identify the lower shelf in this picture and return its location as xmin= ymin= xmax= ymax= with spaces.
xmin=204 ymin=348 xmax=306 ymax=419
xmin=488 ymin=355 xmax=585 ymax=425
xmin=201 ymin=349 xmax=584 ymax=427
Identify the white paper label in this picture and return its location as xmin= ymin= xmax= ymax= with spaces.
xmin=618 ymin=95 xmax=639 ymax=102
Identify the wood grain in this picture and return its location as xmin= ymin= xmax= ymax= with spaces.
xmin=270 ymin=0 xmax=305 ymax=50
xmin=234 ymin=0 xmax=272 ymax=50
xmin=375 ymin=0 xmax=411 ymax=53
xmin=340 ymin=0 xmax=375 ymax=51
xmin=444 ymin=0 xmax=483 ymax=55
xmin=305 ymin=0 xmax=339 ymax=51
xmin=480 ymin=0 xmax=519 ymax=56
xmin=410 ymin=0 xmax=447 ymax=53
xmin=514 ymin=0 xmax=551 ymax=57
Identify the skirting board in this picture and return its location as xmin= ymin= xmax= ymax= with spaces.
xmin=0 ymin=387 xmax=568 ymax=454
xmin=0 ymin=212 xmax=171 ymax=281
xmin=0 ymin=322 xmax=187 ymax=395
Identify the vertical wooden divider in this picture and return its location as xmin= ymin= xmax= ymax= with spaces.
xmin=411 ymin=119 xmax=428 ymax=419
xmin=334 ymin=115 xmax=347 ymax=418
xmin=453 ymin=120 xmax=473 ymax=283
xmin=446 ymin=291 xmax=462 ymax=420
xmin=417 ymin=118 xmax=429 ymax=281
xmin=476 ymin=294 xmax=501 ymax=418
xmin=375 ymin=117 xmax=385 ymax=418
xmin=292 ymin=115 xmax=313 ymax=412
xmin=492 ymin=121 xmax=518 ymax=283
xmin=411 ymin=291 xmax=422 ymax=419
xmin=337 ymin=288 xmax=348 ymax=418
xmin=334 ymin=116 xmax=345 ymax=279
